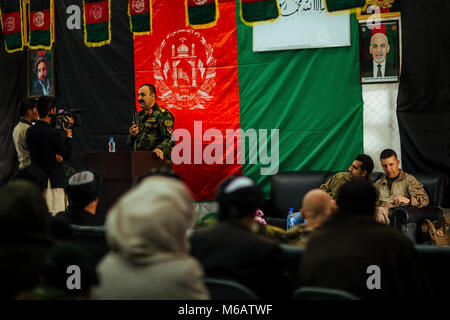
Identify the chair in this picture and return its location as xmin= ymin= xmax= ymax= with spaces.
xmin=291 ymin=287 xmax=360 ymax=300
xmin=415 ymin=245 xmax=450 ymax=299
xmin=204 ymin=278 xmax=260 ymax=300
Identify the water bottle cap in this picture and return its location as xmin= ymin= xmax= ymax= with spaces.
xmin=110 ymin=137 xmax=114 ymax=141
xmin=289 ymin=208 xmax=293 ymax=211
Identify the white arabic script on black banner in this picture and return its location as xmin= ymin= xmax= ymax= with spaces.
xmin=253 ymin=0 xmax=350 ymax=52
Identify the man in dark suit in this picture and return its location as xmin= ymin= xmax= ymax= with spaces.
xmin=189 ymin=176 xmax=293 ymax=300
xmin=361 ymin=32 xmax=397 ymax=78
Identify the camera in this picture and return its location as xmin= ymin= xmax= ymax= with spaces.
xmin=52 ymin=109 xmax=83 ymax=131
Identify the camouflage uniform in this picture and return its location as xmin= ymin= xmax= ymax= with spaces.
xmin=127 ymin=103 xmax=175 ymax=165
xmin=374 ymin=170 xmax=429 ymax=208
xmin=320 ymin=172 xmax=352 ymax=200
xmin=284 ymin=224 xmax=315 ymax=246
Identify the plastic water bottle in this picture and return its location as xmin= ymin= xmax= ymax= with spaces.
xmin=287 ymin=208 xmax=295 ymax=230
xmin=108 ymin=137 xmax=116 ymax=152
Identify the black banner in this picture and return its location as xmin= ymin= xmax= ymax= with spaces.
xmin=397 ymin=0 xmax=450 ymax=204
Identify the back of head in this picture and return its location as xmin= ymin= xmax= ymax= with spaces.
xmin=0 ymin=180 xmax=50 ymax=236
xmin=65 ymin=170 xmax=101 ymax=210
xmin=216 ymin=176 xmax=264 ymax=221
xmin=36 ymin=96 xmax=56 ymax=118
xmin=336 ymin=180 xmax=377 ymax=217
xmin=133 ymin=167 xmax=182 ymax=187
xmin=355 ymin=154 xmax=374 ymax=176
xmin=44 ymin=242 xmax=98 ymax=294
xmin=106 ymin=176 xmax=194 ymax=263
xmin=302 ymin=189 xmax=332 ymax=220
xmin=380 ymin=148 xmax=397 ymax=160
xmin=18 ymin=98 xmax=35 ymax=117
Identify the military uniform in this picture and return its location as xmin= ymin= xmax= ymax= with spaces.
xmin=374 ymin=170 xmax=429 ymax=208
xmin=128 ymin=103 xmax=175 ymax=165
xmin=320 ymin=172 xmax=353 ymax=200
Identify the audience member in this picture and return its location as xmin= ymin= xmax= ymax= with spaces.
xmin=26 ymin=96 xmax=73 ymax=215
xmin=375 ymin=149 xmax=429 ymax=224
xmin=0 ymin=180 xmax=53 ymax=300
xmin=92 ymin=176 xmax=209 ymax=300
xmin=190 ymin=176 xmax=293 ymax=299
xmin=299 ymin=180 xmax=428 ymax=299
xmin=53 ymin=170 xmax=104 ymax=226
xmin=285 ymin=189 xmax=333 ymax=246
xmin=11 ymin=164 xmax=48 ymax=194
xmin=12 ymin=98 xmax=39 ymax=169
xmin=320 ymin=154 xmax=374 ymax=203
xmin=16 ymin=242 xmax=98 ymax=300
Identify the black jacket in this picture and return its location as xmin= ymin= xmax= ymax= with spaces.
xmin=190 ymin=221 xmax=293 ymax=299
xmin=299 ymin=214 xmax=429 ymax=299
xmin=361 ymin=61 xmax=397 ymax=78
xmin=26 ymin=120 xmax=72 ymax=188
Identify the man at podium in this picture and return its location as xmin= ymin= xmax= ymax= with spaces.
xmin=128 ymin=84 xmax=175 ymax=166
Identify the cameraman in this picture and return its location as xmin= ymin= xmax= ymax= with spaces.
xmin=26 ymin=96 xmax=74 ymax=215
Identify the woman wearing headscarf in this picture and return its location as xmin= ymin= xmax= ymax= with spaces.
xmin=92 ymin=176 xmax=209 ymax=300
xmin=0 ymin=180 xmax=53 ymax=299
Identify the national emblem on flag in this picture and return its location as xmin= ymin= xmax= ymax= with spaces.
xmin=83 ymin=0 xmax=111 ymax=47
xmin=0 ymin=0 xmax=24 ymax=53
xmin=29 ymin=0 xmax=54 ymax=50
xmin=128 ymin=0 xmax=151 ymax=35
xmin=239 ymin=0 xmax=280 ymax=26
xmin=186 ymin=0 xmax=219 ymax=29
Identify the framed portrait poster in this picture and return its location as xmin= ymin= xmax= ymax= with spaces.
xmin=28 ymin=49 xmax=54 ymax=97
xmin=359 ymin=20 xmax=399 ymax=84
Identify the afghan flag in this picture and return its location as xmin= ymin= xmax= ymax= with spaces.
xmin=325 ymin=0 xmax=365 ymax=12
xmin=128 ymin=0 xmax=151 ymax=35
xmin=186 ymin=0 xmax=219 ymax=29
xmin=133 ymin=0 xmax=363 ymax=200
xmin=239 ymin=0 xmax=280 ymax=25
xmin=83 ymin=0 xmax=111 ymax=47
xmin=0 ymin=0 xmax=23 ymax=53
xmin=29 ymin=0 xmax=53 ymax=50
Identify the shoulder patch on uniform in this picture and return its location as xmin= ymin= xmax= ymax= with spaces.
xmin=165 ymin=120 xmax=174 ymax=126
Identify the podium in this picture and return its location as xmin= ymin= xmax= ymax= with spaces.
xmin=84 ymin=151 xmax=166 ymax=215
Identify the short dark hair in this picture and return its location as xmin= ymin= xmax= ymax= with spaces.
xmin=36 ymin=96 xmax=56 ymax=118
xmin=380 ymin=149 xmax=397 ymax=160
xmin=336 ymin=180 xmax=377 ymax=217
xmin=11 ymin=164 xmax=48 ymax=192
xmin=133 ymin=167 xmax=182 ymax=187
xmin=139 ymin=83 xmax=156 ymax=98
xmin=355 ymin=154 xmax=374 ymax=175
xmin=18 ymin=98 xmax=36 ymax=117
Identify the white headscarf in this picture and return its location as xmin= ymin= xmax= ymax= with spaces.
xmin=105 ymin=176 xmax=195 ymax=265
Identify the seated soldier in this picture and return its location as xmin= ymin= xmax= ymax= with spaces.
xmin=320 ymin=154 xmax=375 ymax=203
xmin=374 ymin=149 xmax=429 ymax=224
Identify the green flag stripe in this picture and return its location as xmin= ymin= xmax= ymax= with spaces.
xmin=188 ymin=2 xmax=216 ymax=25
xmin=4 ymin=33 xmax=22 ymax=49
xmin=241 ymin=1 xmax=278 ymax=22
xmin=86 ymin=21 xmax=109 ymax=42
xmin=131 ymin=13 xmax=150 ymax=32
xmin=29 ymin=30 xmax=51 ymax=46
xmin=237 ymin=12 xmax=363 ymax=196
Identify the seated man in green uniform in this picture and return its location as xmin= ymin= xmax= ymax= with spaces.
xmin=320 ymin=154 xmax=374 ymax=208
xmin=128 ymin=84 xmax=175 ymax=165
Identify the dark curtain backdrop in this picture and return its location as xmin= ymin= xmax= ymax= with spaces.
xmin=397 ymin=0 xmax=450 ymax=205
xmin=0 ymin=0 xmax=135 ymax=184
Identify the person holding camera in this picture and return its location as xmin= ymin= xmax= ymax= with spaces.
xmin=26 ymin=96 xmax=74 ymax=215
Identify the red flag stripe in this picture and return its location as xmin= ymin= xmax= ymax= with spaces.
xmin=85 ymin=1 xmax=109 ymax=24
xmin=1 ymin=12 xmax=21 ymax=34
xmin=29 ymin=9 xmax=51 ymax=31
xmin=129 ymin=0 xmax=150 ymax=15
